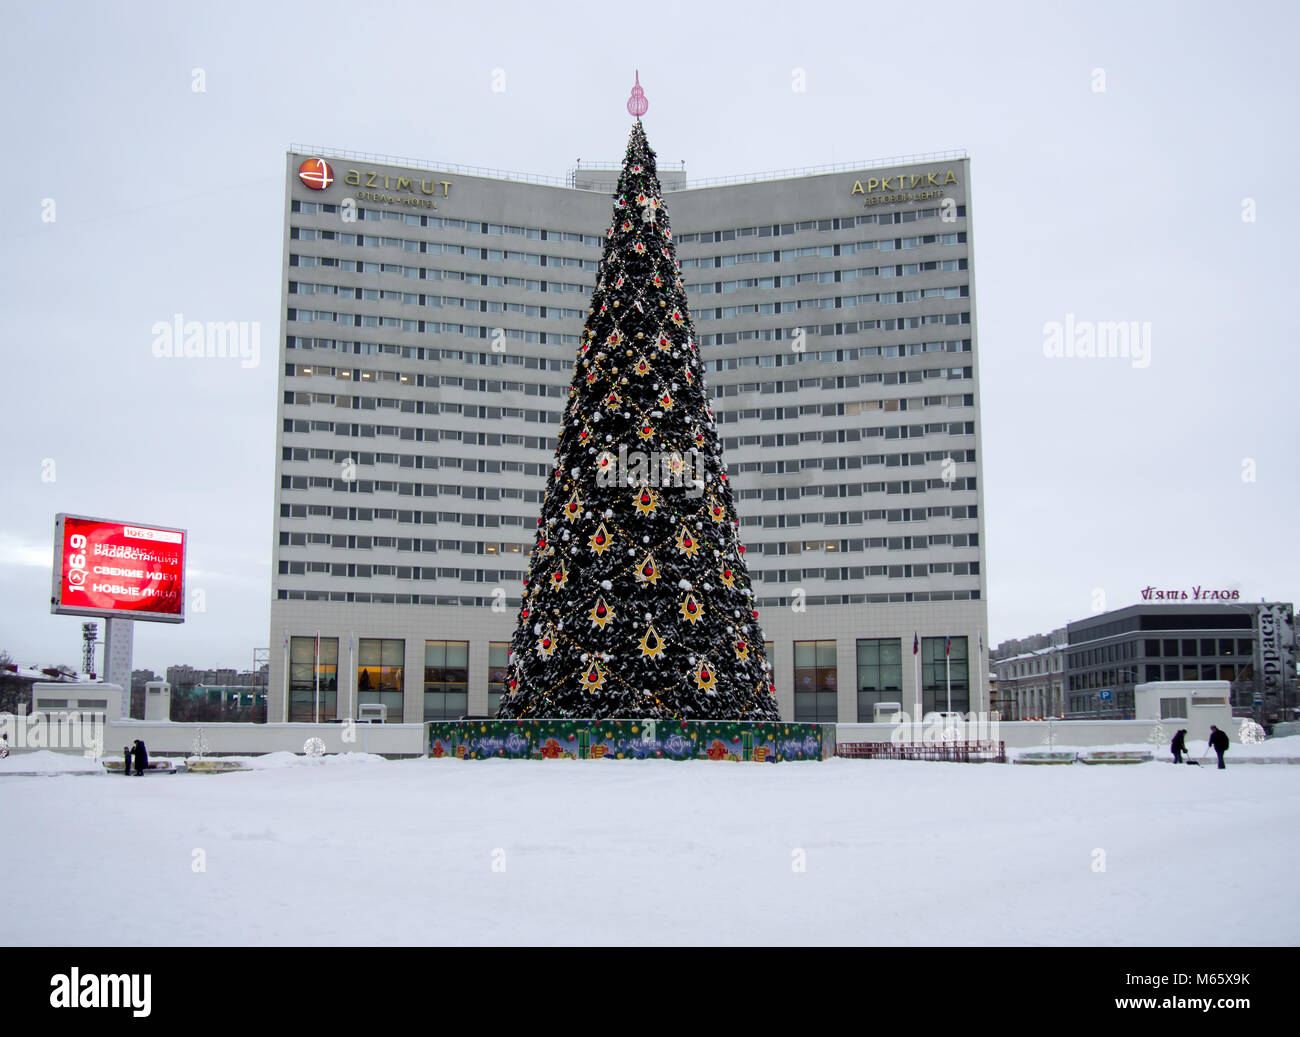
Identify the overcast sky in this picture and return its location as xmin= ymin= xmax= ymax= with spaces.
xmin=1 ymin=0 xmax=1296 ymax=674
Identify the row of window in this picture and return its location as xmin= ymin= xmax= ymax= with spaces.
xmin=733 ymin=478 xmax=977 ymax=500
xmin=279 ymin=446 xmax=974 ymax=478
xmin=277 ymin=587 xmax=981 ymax=608
xmin=737 ymin=505 xmax=979 ymax=526
xmin=758 ymin=562 xmax=979 ymax=582
xmin=285 ymin=364 xmax=970 ymax=401
xmin=281 ymin=534 xmax=530 ymax=553
xmin=282 ymin=394 xmax=564 ymax=424
xmin=278 ymin=532 xmax=977 ymax=557
xmin=285 ymin=336 xmax=575 ymax=370
xmin=698 ymin=312 xmax=971 ymax=346
xmin=279 ymin=503 xmax=536 ymax=527
xmin=291 ymin=227 xmax=601 ymax=270
xmin=283 ymin=420 xmax=557 ymax=451
xmin=294 ymin=199 xmax=965 ymax=246
xmin=732 ymin=450 xmax=976 ymax=474
xmin=716 ymin=367 xmax=972 ymax=396
xmin=674 ymin=206 xmax=966 ymax=244
xmin=290 ymin=282 xmax=588 ymax=322
xmin=686 ymin=260 xmax=968 ymax=296
xmin=277 ymin=502 xmax=979 ymax=527
xmin=696 ymin=286 xmax=968 ymax=320
xmin=292 ymin=254 xmax=593 ymax=296
xmin=1067 ymin=637 xmax=1252 ymax=669
xmin=287 ymin=308 xmax=583 ymax=346
xmin=725 ymin=422 xmax=977 ymax=448
xmin=799 ymin=636 xmax=971 ymax=722
xmin=281 ymin=447 xmax=552 ymax=472
xmin=280 ymin=477 xmax=547 ymax=501
xmin=288 ymin=625 xmax=976 ymax=724
xmin=280 ymin=470 xmax=978 ymax=502
xmin=679 ymin=233 xmax=967 ymax=270
xmin=709 ymin=340 xmax=972 ymax=368
xmin=1068 ymin=664 xmax=1245 ymax=692
xmin=293 ymin=200 xmax=604 ymax=248
xmin=285 ymin=367 xmax=569 ymax=399
xmin=277 ymin=557 xmax=980 ymax=586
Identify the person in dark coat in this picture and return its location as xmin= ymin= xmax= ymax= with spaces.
xmin=122 ymin=745 xmax=132 ymax=775
xmin=1170 ymin=729 xmax=1188 ymax=764
xmin=1208 ymin=725 xmax=1229 ymax=769
xmin=132 ymin=739 xmax=149 ymax=776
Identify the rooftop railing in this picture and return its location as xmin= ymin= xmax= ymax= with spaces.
xmin=289 ymin=145 xmax=968 ymax=192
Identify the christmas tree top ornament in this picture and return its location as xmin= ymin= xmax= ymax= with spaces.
xmin=626 ymin=70 xmax=649 ymax=118
xmin=497 ymin=113 xmax=779 ymax=722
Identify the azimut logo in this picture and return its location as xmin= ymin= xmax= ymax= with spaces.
xmin=297 ymin=157 xmax=334 ymax=190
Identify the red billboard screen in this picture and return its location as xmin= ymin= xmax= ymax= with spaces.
xmin=50 ymin=514 xmax=186 ymax=623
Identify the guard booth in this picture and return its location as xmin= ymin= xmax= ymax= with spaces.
xmin=873 ymin=701 xmax=903 ymax=723
xmin=357 ymin=703 xmax=388 ymax=724
xmin=144 ymin=681 xmax=171 ymax=721
xmin=1134 ymin=681 xmax=1232 ymax=743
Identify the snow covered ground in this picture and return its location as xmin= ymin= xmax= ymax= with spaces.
xmin=2 ymin=749 xmax=1297 ymax=945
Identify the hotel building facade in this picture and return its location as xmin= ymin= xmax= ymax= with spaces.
xmin=268 ymin=145 xmax=988 ymax=724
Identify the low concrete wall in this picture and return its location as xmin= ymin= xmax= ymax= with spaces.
xmin=836 ymin=719 xmax=1163 ymax=750
xmin=101 ymin=720 xmax=427 ymax=758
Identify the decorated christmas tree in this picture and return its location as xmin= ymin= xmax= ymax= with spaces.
xmin=497 ymin=106 xmax=779 ymax=723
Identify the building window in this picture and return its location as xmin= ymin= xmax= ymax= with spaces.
xmin=793 ymin=640 xmax=837 ymax=722
xmin=289 ymin=636 xmax=338 ymax=722
xmin=487 ymin=642 xmax=509 ymax=715
xmin=423 ymin=640 xmax=468 ymax=721
xmin=856 ymin=638 xmax=902 ymax=721
xmin=358 ymin=638 xmax=405 ymax=722
xmin=1160 ymin=697 xmax=1188 ymax=720
xmin=922 ymin=636 xmax=969 ymax=714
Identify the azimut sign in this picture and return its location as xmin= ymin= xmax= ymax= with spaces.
xmin=295 ymin=155 xmax=454 ymax=209
xmin=297 ymin=158 xmax=334 ymax=190
xmin=342 ymin=169 xmax=452 ymax=197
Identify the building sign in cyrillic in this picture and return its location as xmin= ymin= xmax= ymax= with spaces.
xmin=850 ymin=169 xmax=958 ymax=206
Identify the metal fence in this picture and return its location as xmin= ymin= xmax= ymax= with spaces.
xmin=838 ymin=740 xmax=1006 ymax=763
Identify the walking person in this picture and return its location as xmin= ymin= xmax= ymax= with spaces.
xmin=1170 ymin=728 xmax=1188 ymax=764
xmin=132 ymin=739 xmax=149 ymax=776
xmin=1208 ymin=725 xmax=1230 ymax=770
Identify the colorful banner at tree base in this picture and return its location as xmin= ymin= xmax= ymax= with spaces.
xmin=428 ymin=719 xmax=835 ymax=762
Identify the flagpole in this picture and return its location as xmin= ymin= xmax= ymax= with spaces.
xmin=913 ymin=632 xmax=921 ymax=738
xmin=946 ymin=635 xmax=952 ymax=713
xmin=282 ymin=630 xmax=289 ymax=724
xmin=347 ymin=632 xmax=354 ymax=721
xmin=314 ymin=630 xmax=320 ymax=725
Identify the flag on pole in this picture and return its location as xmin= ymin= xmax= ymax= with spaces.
xmin=945 ymin=634 xmax=951 ymax=657
xmin=913 ymin=632 xmax=919 ymax=655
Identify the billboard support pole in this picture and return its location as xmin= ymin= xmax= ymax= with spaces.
xmin=104 ymin=618 xmax=134 ymax=720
